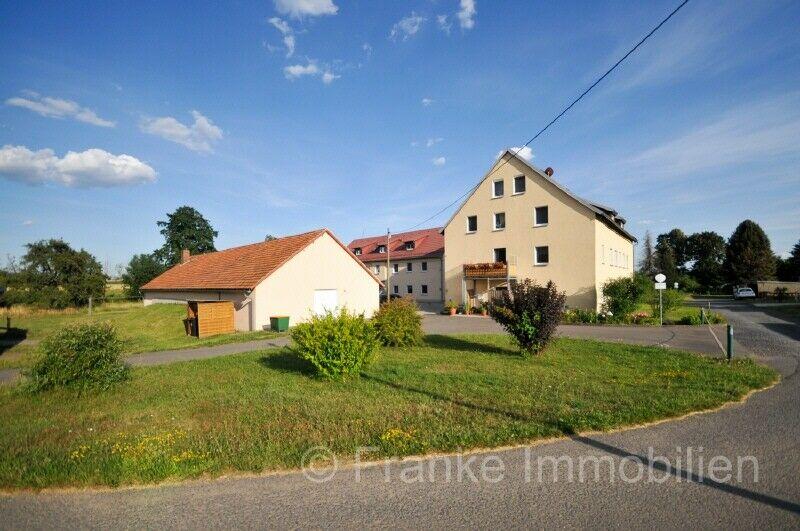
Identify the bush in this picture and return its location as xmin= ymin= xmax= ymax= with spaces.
xmin=488 ymin=279 xmax=566 ymax=356
xmin=601 ymin=276 xmax=646 ymax=320
xmin=650 ymin=289 xmax=685 ymax=317
xmin=25 ymin=322 xmax=130 ymax=393
xmin=290 ymin=309 xmax=379 ymax=379
xmin=372 ymin=297 xmax=422 ymax=347
xmin=562 ymin=308 xmax=598 ymax=324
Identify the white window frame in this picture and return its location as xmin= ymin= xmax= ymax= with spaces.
xmin=421 ymin=284 xmax=428 ymax=294
xmin=421 ymin=261 xmax=428 ymax=271
xmin=354 ymin=247 xmax=362 ymax=255
xmin=534 ymin=206 xmax=549 ymax=227
xmin=534 ymin=245 xmax=549 ymax=266
xmin=512 ymin=175 xmax=526 ymax=195
xmin=493 ymin=212 xmax=506 ymax=231
xmin=466 ymin=215 xmax=478 ymax=233
xmin=377 ymin=245 xmax=386 ymax=254
xmin=492 ymin=179 xmax=504 ymax=198
xmin=407 ymin=262 xmax=413 ymax=272
xmin=392 ymin=263 xmax=399 ymax=273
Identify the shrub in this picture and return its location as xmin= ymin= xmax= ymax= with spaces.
xmin=562 ymin=308 xmax=598 ymax=324
xmin=488 ymin=279 xmax=566 ymax=356
xmin=372 ymin=297 xmax=422 ymax=347
xmin=650 ymin=289 xmax=685 ymax=317
xmin=290 ymin=309 xmax=379 ymax=379
xmin=601 ymin=276 xmax=646 ymax=320
xmin=26 ymin=322 xmax=130 ymax=393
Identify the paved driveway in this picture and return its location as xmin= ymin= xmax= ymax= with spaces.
xmin=2 ymin=301 xmax=798 ymax=528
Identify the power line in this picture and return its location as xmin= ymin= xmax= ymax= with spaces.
xmin=403 ymin=0 xmax=691 ymax=232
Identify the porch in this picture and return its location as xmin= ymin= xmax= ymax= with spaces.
xmin=461 ymin=261 xmax=517 ymax=308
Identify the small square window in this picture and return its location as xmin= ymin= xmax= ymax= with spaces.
xmin=534 ymin=206 xmax=549 ymax=226
xmin=407 ymin=262 xmax=413 ymax=272
xmin=377 ymin=245 xmax=386 ymax=253
xmin=353 ymin=247 xmax=362 ymax=255
xmin=494 ymin=212 xmax=506 ymax=230
xmin=492 ymin=179 xmax=504 ymax=198
xmin=407 ymin=285 xmax=413 ymax=294
xmin=373 ymin=265 xmax=380 ymax=274
xmin=494 ymin=248 xmax=507 ymax=263
xmin=421 ymin=262 xmax=428 ymax=271
xmin=393 ymin=263 xmax=399 ymax=273
xmin=422 ymin=285 xmax=428 ymax=294
xmin=535 ymin=246 xmax=549 ymax=265
xmin=513 ymin=175 xmax=526 ymax=194
xmin=404 ymin=241 xmax=415 ymax=251
xmin=467 ymin=215 xmax=478 ymax=232
xmin=393 ymin=285 xmax=399 ymax=294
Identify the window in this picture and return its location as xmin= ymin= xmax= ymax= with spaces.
xmin=393 ymin=285 xmax=399 ymax=294
xmin=467 ymin=215 xmax=478 ymax=232
xmin=377 ymin=245 xmax=386 ymax=254
xmin=492 ymin=179 xmax=504 ymax=198
xmin=513 ymin=175 xmax=526 ymax=194
xmin=407 ymin=285 xmax=413 ymax=294
xmin=534 ymin=206 xmax=549 ymax=226
xmin=393 ymin=263 xmax=399 ymax=273
xmin=535 ymin=246 xmax=549 ymax=265
xmin=421 ymin=261 xmax=428 ymax=271
xmin=494 ymin=212 xmax=506 ymax=230
xmin=404 ymin=241 xmax=415 ymax=251
xmin=353 ymin=247 xmax=362 ymax=255
xmin=494 ymin=247 xmax=507 ymax=263
xmin=422 ymin=284 xmax=428 ymax=294
xmin=407 ymin=262 xmax=413 ymax=272
xmin=373 ymin=265 xmax=380 ymax=274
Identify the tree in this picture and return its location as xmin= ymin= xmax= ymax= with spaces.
xmin=724 ymin=220 xmax=776 ymax=285
xmin=154 ymin=206 xmax=218 ymax=266
xmin=687 ymin=231 xmax=726 ymax=292
xmin=784 ymin=239 xmax=800 ymax=281
xmin=264 ymin=234 xmax=277 ymax=241
xmin=656 ymin=228 xmax=689 ymax=272
xmin=638 ymin=231 xmax=657 ymax=276
xmin=17 ymin=239 xmax=106 ymax=308
xmin=655 ymin=241 xmax=678 ymax=282
xmin=122 ymin=253 xmax=166 ymax=298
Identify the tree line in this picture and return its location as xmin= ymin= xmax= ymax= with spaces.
xmin=638 ymin=219 xmax=800 ymax=293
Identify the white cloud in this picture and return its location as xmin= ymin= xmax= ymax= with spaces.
xmin=362 ymin=42 xmax=373 ymax=57
xmin=390 ymin=12 xmax=425 ymax=41
xmin=321 ymin=71 xmax=340 ymax=84
xmin=268 ymin=17 xmax=296 ymax=57
xmin=274 ymin=0 xmax=338 ymax=18
xmin=497 ymin=146 xmax=534 ymax=162
xmin=22 ymin=219 xmax=34 ymax=226
xmin=421 ymin=97 xmax=434 ymax=106
xmin=410 ymin=140 xmax=420 ymax=147
xmin=141 ymin=110 xmax=223 ymax=153
xmin=437 ymin=14 xmax=452 ymax=35
xmin=457 ymin=0 xmax=476 ymax=30
xmin=426 ymin=137 xmax=443 ymax=147
xmin=284 ymin=61 xmax=320 ymax=79
xmin=432 ymin=156 xmax=446 ymax=166
xmin=0 ymin=145 xmax=156 ymax=187
xmin=5 ymin=92 xmax=115 ymax=127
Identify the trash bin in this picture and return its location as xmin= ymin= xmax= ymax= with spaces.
xmin=270 ymin=316 xmax=290 ymax=332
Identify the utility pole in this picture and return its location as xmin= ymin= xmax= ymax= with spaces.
xmin=386 ymin=229 xmax=391 ymax=298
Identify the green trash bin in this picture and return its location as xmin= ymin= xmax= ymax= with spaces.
xmin=270 ymin=315 xmax=290 ymax=332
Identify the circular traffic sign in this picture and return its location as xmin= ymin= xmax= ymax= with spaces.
xmin=655 ymin=273 xmax=666 ymax=282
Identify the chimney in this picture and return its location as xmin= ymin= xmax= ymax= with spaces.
xmin=181 ymin=249 xmax=190 ymax=263
xmin=544 ymin=167 xmax=554 ymax=177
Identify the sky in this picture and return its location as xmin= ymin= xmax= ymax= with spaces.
xmin=1 ymin=0 xmax=799 ymax=274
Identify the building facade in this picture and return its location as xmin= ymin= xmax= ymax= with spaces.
xmin=348 ymin=228 xmax=444 ymax=308
xmin=443 ymin=150 xmax=636 ymax=311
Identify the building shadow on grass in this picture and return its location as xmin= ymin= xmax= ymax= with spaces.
xmin=258 ymin=349 xmax=316 ymax=376
xmin=0 ymin=327 xmax=27 ymax=355
xmin=423 ymin=334 xmax=518 ymax=356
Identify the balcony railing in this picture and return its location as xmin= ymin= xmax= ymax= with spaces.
xmin=463 ymin=262 xmax=511 ymax=279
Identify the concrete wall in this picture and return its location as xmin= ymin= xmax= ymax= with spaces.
xmin=142 ymin=290 xmax=251 ymax=331
xmin=444 ymin=155 xmax=629 ymax=310
xmin=253 ymin=232 xmax=380 ymax=328
xmin=365 ymin=258 xmax=443 ymax=303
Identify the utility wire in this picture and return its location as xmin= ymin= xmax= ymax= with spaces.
xmin=403 ymin=0 xmax=691 ymax=232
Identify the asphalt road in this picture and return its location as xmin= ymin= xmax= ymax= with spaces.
xmin=2 ymin=301 xmax=799 ymax=529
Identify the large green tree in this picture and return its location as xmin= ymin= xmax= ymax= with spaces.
xmin=17 ymin=239 xmax=106 ymax=308
xmin=687 ymin=231 xmax=726 ymax=292
xmin=154 ymin=206 xmax=218 ymax=266
xmin=638 ymin=231 xmax=658 ymax=276
xmin=655 ymin=241 xmax=678 ymax=282
xmin=656 ymin=228 xmax=690 ymax=272
xmin=724 ymin=220 xmax=776 ymax=284
xmin=122 ymin=253 xmax=166 ymax=298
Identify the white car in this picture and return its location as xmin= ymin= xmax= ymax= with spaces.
xmin=733 ymin=287 xmax=756 ymax=300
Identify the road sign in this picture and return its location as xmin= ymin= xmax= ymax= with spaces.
xmin=655 ymin=282 xmax=667 ymax=290
xmin=654 ymin=273 xmax=666 ymax=283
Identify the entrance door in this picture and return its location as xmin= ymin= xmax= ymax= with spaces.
xmin=313 ymin=289 xmax=339 ymax=315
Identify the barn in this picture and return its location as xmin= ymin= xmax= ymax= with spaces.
xmin=141 ymin=229 xmax=381 ymax=332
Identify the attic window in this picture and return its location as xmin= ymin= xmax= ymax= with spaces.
xmin=353 ymin=247 xmax=362 ymax=255
xmin=404 ymin=241 xmax=415 ymax=251
xmin=377 ymin=245 xmax=386 ymax=254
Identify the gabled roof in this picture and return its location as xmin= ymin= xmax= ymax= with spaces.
xmin=442 ymin=150 xmax=637 ymax=242
xmin=142 ymin=229 xmax=381 ymax=291
xmin=348 ymin=227 xmax=444 ymax=263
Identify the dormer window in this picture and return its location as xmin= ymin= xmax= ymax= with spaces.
xmin=353 ymin=247 xmax=362 ymax=255
xmin=377 ymin=245 xmax=386 ymax=253
xmin=404 ymin=241 xmax=415 ymax=251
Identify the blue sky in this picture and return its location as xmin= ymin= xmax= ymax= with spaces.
xmin=2 ymin=0 xmax=799 ymax=273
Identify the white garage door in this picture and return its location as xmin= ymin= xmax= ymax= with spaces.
xmin=313 ymin=289 xmax=339 ymax=315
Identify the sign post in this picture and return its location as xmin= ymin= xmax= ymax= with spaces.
xmin=654 ymin=274 xmax=667 ymax=326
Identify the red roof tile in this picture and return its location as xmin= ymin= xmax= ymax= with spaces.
xmin=143 ymin=229 xmax=379 ymax=291
xmin=348 ymin=227 xmax=443 ymax=263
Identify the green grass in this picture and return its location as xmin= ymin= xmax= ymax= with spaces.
xmin=0 ymin=303 xmax=281 ymax=369
xmin=0 ymin=334 xmax=776 ymax=490
xmin=633 ymin=303 xmax=725 ymax=325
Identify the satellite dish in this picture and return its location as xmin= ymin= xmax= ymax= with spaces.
xmin=655 ymin=273 xmax=666 ymax=283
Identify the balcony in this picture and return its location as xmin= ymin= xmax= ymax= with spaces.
xmin=463 ymin=261 xmax=516 ymax=279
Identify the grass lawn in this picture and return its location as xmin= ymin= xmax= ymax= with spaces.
xmin=0 ymin=303 xmax=281 ymax=370
xmin=0 ymin=334 xmax=776 ymax=490
xmin=632 ymin=302 xmax=725 ymax=325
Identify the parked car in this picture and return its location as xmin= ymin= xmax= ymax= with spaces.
xmin=733 ymin=287 xmax=756 ymax=300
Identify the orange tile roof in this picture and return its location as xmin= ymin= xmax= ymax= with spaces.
xmin=348 ymin=227 xmax=443 ymax=263
xmin=143 ymin=229 xmax=379 ymax=291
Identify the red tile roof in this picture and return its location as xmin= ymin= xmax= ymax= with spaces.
xmin=143 ymin=229 xmax=380 ymax=291
xmin=348 ymin=227 xmax=444 ymax=263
